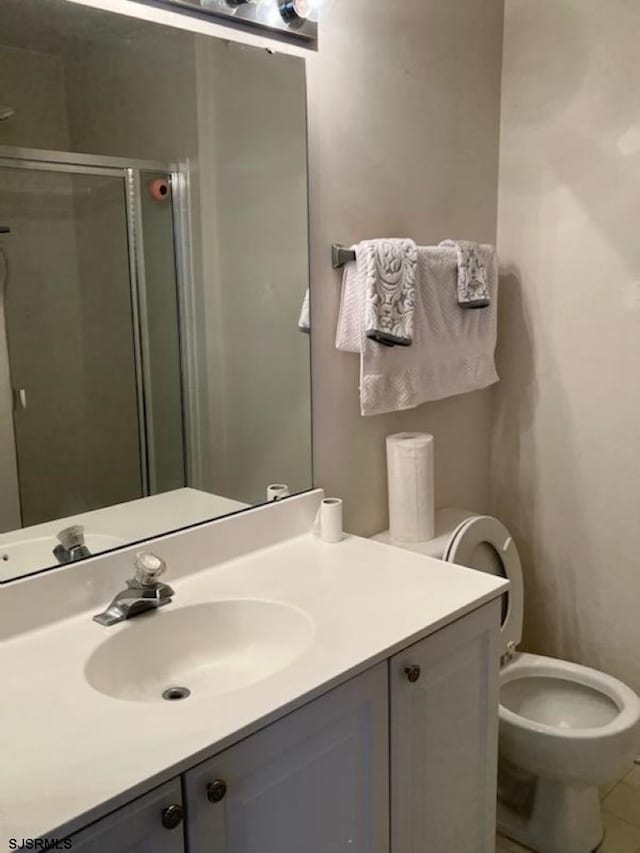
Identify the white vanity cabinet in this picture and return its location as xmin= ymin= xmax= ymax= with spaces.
xmin=184 ymin=663 xmax=389 ymax=853
xmin=390 ymin=601 xmax=501 ymax=853
xmin=53 ymin=601 xmax=500 ymax=853
xmin=69 ymin=779 xmax=185 ymax=852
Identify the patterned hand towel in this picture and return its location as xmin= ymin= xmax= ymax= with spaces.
xmin=359 ymin=239 xmax=418 ymax=346
xmin=440 ymin=240 xmax=490 ymax=308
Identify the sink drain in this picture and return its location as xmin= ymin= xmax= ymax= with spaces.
xmin=162 ymin=686 xmax=191 ymax=701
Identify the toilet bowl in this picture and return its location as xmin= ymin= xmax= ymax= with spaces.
xmin=498 ymin=652 xmax=640 ymax=853
xmin=374 ymin=510 xmax=640 ymax=853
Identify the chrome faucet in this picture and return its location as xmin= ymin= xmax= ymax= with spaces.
xmin=54 ymin=525 xmax=91 ymax=565
xmin=93 ymin=553 xmax=174 ymax=627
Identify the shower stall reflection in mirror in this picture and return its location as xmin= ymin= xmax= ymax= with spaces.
xmin=0 ymin=145 xmax=199 ymax=531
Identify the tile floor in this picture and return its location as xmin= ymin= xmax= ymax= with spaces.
xmin=496 ymin=763 xmax=640 ymax=853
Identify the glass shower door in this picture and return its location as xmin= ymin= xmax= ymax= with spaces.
xmin=0 ymin=164 xmax=143 ymax=528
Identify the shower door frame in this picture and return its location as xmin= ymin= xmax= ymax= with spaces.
xmin=0 ymin=145 xmax=197 ymax=499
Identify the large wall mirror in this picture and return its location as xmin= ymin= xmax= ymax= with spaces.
xmin=0 ymin=0 xmax=312 ymax=583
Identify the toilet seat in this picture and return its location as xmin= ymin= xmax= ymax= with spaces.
xmin=444 ymin=515 xmax=523 ymax=658
xmin=498 ymin=652 xmax=640 ymax=785
xmin=500 ymin=654 xmax=637 ymax=732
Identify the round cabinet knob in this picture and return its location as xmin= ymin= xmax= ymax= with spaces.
xmin=404 ymin=664 xmax=421 ymax=683
xmin=162 ymin=804 xmax=184 ymax=830
xmin=207 ymin=779 xmax=228 ymax=803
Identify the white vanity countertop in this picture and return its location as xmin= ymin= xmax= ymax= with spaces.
xmin=0 ymin=532 xmax=506 ymax=848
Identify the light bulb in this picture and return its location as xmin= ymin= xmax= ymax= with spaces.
xmin=278 ymin=0 xmax=320 ymax=25
xmin=299 ymin=0 xmax=322 ymax=23
xmin=253 ymin=0 xmax=283 ymax=27
xmin=292 ymin=0 xmax=311 ymax=17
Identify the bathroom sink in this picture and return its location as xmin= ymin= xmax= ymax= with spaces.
xmin=85 ymin=600 xmax=315 ymax=702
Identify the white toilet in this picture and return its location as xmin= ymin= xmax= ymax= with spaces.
xmin=374 ymin=509 xmax=640 ymax=853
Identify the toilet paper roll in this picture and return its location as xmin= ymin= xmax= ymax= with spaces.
xmin=267 ymin=484 xmax=290 ymax=502
xmin=319 ymin=498 xmax=343 ymax=543
xmin=386 ymin=433 xmax=435 ymax=542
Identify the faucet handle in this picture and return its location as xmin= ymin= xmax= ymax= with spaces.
xmin=57 ymin=524 xmax=86 ymax=549
xmin=134 ymin=552 xmax=167 ymax=586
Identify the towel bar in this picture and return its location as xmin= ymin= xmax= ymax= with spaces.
xmin=332 ymin=244 xmax=356 ymax=269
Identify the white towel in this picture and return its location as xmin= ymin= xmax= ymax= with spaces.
xmin=336 ymin=244 xmax=499 ymax=416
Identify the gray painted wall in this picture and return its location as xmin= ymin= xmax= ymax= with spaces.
xmin=307 ymin=0 xmax=505 ymax=536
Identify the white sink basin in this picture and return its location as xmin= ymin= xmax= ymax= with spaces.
xmin=85 ymin=600 xmax=315 ymax=702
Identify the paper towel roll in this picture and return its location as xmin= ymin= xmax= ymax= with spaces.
xmin=386 ymin=433 xmax=435 ymax=542
xmin=267 ymin=484 xmax=290 ymax=502
xmin=319 ymin=498 xmax=343 ymax=543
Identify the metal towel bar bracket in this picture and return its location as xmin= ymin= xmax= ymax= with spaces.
xmin=331 ymin=244 xmax=356 ymax=269
xmin=0 ymin=226 xmax=10 ymax=234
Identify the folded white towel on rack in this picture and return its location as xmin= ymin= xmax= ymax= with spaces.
xmin=336 ymin=244 xmax=499 ymax=415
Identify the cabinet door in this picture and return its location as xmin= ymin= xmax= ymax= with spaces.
xmin=390 ymin=601 xmax=501 ymax=853
xmin=184 ymin=663 xmax=389 ymax=853
xmin=69 ymin=779 xmax=185 ymax=853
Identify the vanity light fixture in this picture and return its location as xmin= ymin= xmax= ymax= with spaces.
xmin=64 ymin=0 xmax=318 ymax=44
